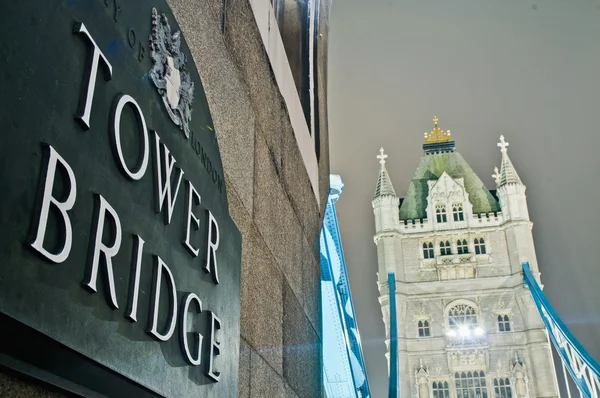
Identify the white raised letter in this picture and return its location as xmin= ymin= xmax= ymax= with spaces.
xmin=180 ymin=293 xmax=203 ymax=366
xmin=183 ymin=181 xmax=201 ymax=257
xmin=207 ymin=311 xmax=222 ymax=382
xmin=31 ymin=145 xmax=77 ymax=264
xmin=153 ymin=132 xmax=184 ymax=225
xmin=73 ymin=23 xmax=113 ymax=130
xmin=111 ymin=95 xmax=150 ymax=180
xmin=148 ymin=256 xmax=178 ymax=341
xmin=204 ymin=211 xmax=220 ymax=284
xmin=83 ymin=194 xmax=122 ymax=309
xmin=126 ymin=234 xmax=145 ymax=322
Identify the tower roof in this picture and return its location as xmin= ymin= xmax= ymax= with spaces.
xmin=374 ymin=147 xmax=397 ymax=199
xmin=494 ymin=135 xmax=522 ymax=187
xmin=399 ymin=119 xmax=500 ymax=220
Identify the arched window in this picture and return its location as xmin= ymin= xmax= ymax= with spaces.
xmin=448 ymin=302 xmax=478 ymax=331
xmin=475 ymin=238 xmax=487 ymax=254
xmin=423 ymin=242 xmax=434 ymax=259
xmin=453 ymin=204 xmax=465 ymax=221
xmin=493 ymin=378 xmax=512 ymax=398
xmin=498 ymin=314 xmax=511 ymax=332
xmin=457 ymin=239 xmax=469 ymax=254
xmin=418 ymin=320 xmax=431 ymax=337
xmin=432 ymin=381 xmax=450 ymax=398
xmin=455 ymin=371 xmax=488 ymax=398
xmin=440 ymin=240 xmax=452 ymax=256
xmin=436 ymin=204 xmax=448 ymax=223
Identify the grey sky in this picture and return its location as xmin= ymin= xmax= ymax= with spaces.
xmin=328 ymin=0 xmax=600 ymax=396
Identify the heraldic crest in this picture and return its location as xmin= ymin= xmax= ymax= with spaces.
xmin=149 ymin=7 xmax=194 ymax=138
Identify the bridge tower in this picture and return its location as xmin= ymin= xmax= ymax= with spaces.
xmin=372 ymin=117 xmax=560 ymax=397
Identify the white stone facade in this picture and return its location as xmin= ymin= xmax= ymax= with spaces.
xmin=372 ymin=136 xmax=560 ymax=398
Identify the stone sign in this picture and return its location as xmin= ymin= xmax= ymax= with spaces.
xmin=0 ymin=1 xmax=241 ymax=397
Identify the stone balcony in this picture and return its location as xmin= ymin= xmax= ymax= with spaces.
xmin=420 ymin=253 xmax=493 ymax=281
xmin=436 ymin=254 xmax=477 ymax=280
xmin=437 ymin=253 xmax=475 ymax=265
xmin=446 ymin=334 xmax=488 ymax=348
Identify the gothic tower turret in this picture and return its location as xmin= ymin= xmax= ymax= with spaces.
xmin=373 ymin=147 xmax=399 ymax=232
xmin=493 ymin=135 xmax=529 ymax=222
xmin=372 ymin=148 xmax=401 ymax=283
xmin=493 ymin=136 xmax=538 ymax=275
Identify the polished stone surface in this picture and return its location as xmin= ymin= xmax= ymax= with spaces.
xmin=168 ymin=0 xmax=329 ymax=394
xmin=0 ymin=0 xmax=329 ymax=395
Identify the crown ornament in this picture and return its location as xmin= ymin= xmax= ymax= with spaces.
xmin=424 ymin=116 xmax=452 ymax=144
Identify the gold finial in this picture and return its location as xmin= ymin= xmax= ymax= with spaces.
xmin=424 ymin=116 xmax=452 ymax=144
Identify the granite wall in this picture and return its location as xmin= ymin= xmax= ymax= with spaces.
xmin=0 ymin=0 xmax=330 ymax=397
xmin=166 ymin=1 xmax=330 ymax=396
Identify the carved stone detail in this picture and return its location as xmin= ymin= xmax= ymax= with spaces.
xmin=149 ymin=7 xmax=195 ymax=138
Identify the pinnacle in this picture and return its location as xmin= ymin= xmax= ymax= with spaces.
xmin=374 ymin=164 xmax=397 ymax=199
xmin=496 ymin=136 xmax=522 ymax=186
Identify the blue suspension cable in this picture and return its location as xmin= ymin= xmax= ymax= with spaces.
xmin=388 ymin=272 xmax=399 ymax=398
xmin=523 ymin=262 xmax=600 ymax=398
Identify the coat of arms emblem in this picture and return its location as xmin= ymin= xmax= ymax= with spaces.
xmin=149 ymin=7 xmax=194 ymax=138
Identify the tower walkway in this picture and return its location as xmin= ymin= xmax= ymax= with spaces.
xmin=523 ymin=262 xmax=600 ymax=398
xmin=320 ymin=175 xmax=371 ymax=398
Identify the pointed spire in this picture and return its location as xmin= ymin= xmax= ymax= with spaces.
xmin=496 ymin=135 xmax=522 ymax=187
xmin=374 ymin=147 xmax=397 ymax=199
